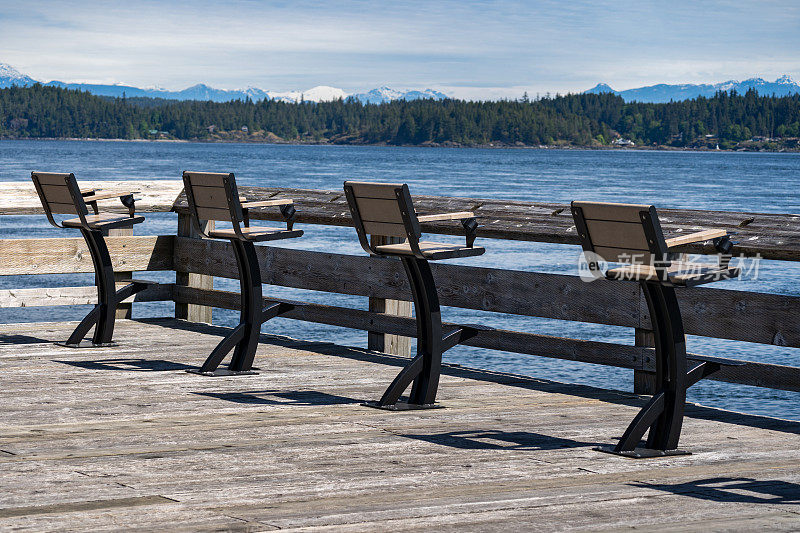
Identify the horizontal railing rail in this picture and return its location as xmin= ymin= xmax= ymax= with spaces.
xmin=1 ymin=180 xmax=798 ymax=395
xmin=0 ymin=235 xmax=175 ymax=275
xmin=173 ymin=238 xmax=799 ymax=347
xmin=3 ymin=181 xmax=799 ymax=259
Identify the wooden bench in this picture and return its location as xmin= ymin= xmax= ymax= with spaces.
xmin=344 ymin=181 xmax=483 ymax=409
xmin=182 ymin=171 xmax=302 ymax=376
xmin=30 ymin=171 xmax=155 ymax=347
xmin=571 ymin=200 xmax=745 ymax=457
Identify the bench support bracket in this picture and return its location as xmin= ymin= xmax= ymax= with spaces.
xmin=189 ymin=239 xmax=293 ymax=376
xmin=57 ymin=228 xmax=149 ymax=348
xmin=365 ymin=256 xmax=477 ymax=410
xmin=597 ymin=281 xmax=727 ymax=458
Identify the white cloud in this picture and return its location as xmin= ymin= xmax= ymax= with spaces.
xmin=0 ymin=0 xmax=798 ymax=95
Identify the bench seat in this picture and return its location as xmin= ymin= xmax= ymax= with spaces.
xmin=207 ymin=226 xmax=303 ymax=242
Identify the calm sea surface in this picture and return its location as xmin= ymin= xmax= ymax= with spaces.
xmin=1 ymin=140 xmax=799 ymax=419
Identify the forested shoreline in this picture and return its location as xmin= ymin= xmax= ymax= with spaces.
xmin=1 ymin=84 xmax=799 ymax=150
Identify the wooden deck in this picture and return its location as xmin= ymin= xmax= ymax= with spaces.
xmin=1 ymin=319 xmax=799 ymax=531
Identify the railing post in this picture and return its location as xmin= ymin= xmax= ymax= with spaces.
xmin=368 ymin=235 xmax=412 ymax=356
xmin=175 ymin=213 xmax=214 ymax=324
xmin=106 ymin=224 xmax=133 ymax=319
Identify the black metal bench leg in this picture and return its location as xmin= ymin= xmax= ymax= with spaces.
xmin=598 ymin=282 xmax=689 ymax=458
xmin=189 ymin=239 xmax=262 ymax=376
xmin=59 ymin=229 xmax=117 ymax=348
xmin=228 ymin=240 xmax=263 ymax=372
xmin=366 ymin=257 xmax=444 ymax=410
xmin=646 ymin=283 xmax=687 ymax=451
xmin=406 ymin=257 xmax=443 ymax=406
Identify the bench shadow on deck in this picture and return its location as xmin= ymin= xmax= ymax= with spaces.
xmin=1 ymin=318 xmax=800 ymax=531
xmin=5 ymin=317 xmax=800 ymax=441
xmin=118 ymin=318 xmax=800 ymax=437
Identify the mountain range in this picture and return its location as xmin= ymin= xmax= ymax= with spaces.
xmin=0 ymin=62 xmax=447 ymax=103
xmin=2 ymin=62 xmax=799 ymax=104
xmin=585 ymin=76 xmax=800 ymax=103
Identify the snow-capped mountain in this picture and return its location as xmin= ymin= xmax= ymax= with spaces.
xmin=268 ymin=86 xmax=348 ymax=103
xmin=9 ymin=59 xmax=795 ymax=105
xmin=0 ymin=62 xmax=449 ymax=104
xmin=0 ymin=63 xmax=37 ymax=88
xmin=352 ymin=86 xmax=448 ymax=104
xmin=585 ymin=76 xmax=800 ymax=103
xmin=44 ymin=80 xmax=270 ymax=102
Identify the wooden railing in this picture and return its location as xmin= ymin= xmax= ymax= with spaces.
xmin=1 ymin=181 xmax=798 ymax=394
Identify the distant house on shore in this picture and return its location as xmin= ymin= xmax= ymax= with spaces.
xmin=241 ymin=126 xmax=249 ymax=133
xmin=612 ymin=138 xmax=635 ymax=147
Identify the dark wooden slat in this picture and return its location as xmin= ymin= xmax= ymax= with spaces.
xmin=573 ymin=201 xmax=649 ymax=223
xmin=38 ymin=184 xmax=74 ymax=204
xmin=347 ymin=182 xmax=401 ymax=199
xmin=189 ymin=185 xmax=229 ymax=209
xmin=45 ymin=201 xmax=80 ymax=215
xmin=31 ymin=172 xmax=71 ymax=185
xmin=194 ymin=206 xmax=233 ymax=222
xmin=584 ymin=219 xmax=649 ymax=250
xmin=183 ymin=172 xmax=230 ymax=186
xmin=355 ymin=198 xmax=404 ymax=223
xmin=592 ymin=246 xmax=652 ymax=264
xmin=361 ymin=220 xmax=407 ymax=237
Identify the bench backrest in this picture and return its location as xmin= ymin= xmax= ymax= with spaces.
xmin=31 ymin=172 xmax=89 ymax=227
xmin=343 ymin=181 xmax=422 ymax=255
xmin=571 ymin=201 xmax=668 ymax=265
xmin=182 ymin=171 xmax=244 ymax=227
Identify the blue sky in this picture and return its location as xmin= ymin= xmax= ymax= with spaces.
xmin=1 ymin=0 xmax=798 ymax=98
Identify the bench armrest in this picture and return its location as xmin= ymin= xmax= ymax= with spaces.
xmin=665 ymin=229 xmax=727 ymax=249
xmin=83 ymin=190 xmax=137 ymax=202
xmin=416 ymin=211 xmax=475 ymax=223
xmin=241 ymin=198 xmax=294 ymax=209
xmin=415 ymin=211 xmax=480 ymax=248
xmin=241 ymin=198 xmax=297 ymax=231
xmin=84 ymin=191 xmax=139 ymax=217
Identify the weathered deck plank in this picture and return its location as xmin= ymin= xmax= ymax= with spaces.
xmin=0 ymin=319 xmax=799 ymax=531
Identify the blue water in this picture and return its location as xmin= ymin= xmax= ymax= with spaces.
xmin=1 ymin=140 xmax=799 ymax=419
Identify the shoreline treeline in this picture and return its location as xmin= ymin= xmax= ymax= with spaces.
xmin=1 ymin=84 xmax=798 ymax=148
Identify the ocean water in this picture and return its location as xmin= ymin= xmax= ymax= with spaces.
xmin=1 ymin=140 xmax=798 ymax=419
